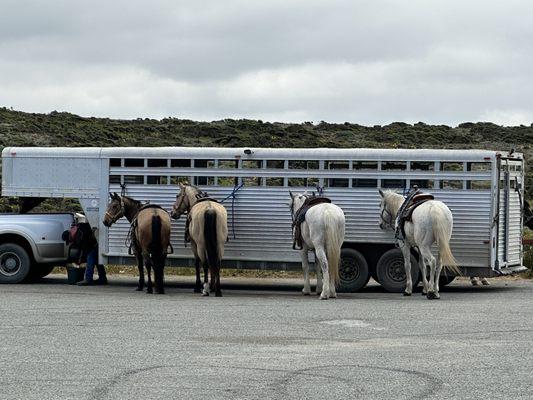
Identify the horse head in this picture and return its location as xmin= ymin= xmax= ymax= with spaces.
xmin=289 ymin=191 xmax=310 ymax=218
xmin=103 ymin=192 xmax=124 ymax=227
xmin=378 ymin=189 xmax=395 ymax=230
xmin=171 ymin=183 xmax=191 ymax=219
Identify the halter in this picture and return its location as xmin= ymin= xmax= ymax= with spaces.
xmin=105 ymin=196 xmax=126 ymax=224
xmin=290 ymin=193 xmax=311 ymax=223
xmin=174 ymin=189 xmax=193 ymax=217
xmin=379 ymin=203 xmax=394 ymax=229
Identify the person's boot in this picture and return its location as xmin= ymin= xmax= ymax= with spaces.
xmin=96 ymin=265 xmax=108 ymax=285
xmin=77 ymin=279 xmax=95 ymax=286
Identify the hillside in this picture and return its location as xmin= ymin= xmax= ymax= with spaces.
xmin=0 ymin=107 xmax=531 ymax=212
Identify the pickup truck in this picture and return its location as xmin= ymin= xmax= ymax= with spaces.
xmin=0 ymin=213 xmax=75 ymax=283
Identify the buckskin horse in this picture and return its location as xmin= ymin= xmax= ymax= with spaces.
xmin=290 ymin=191 xmax=345 ymax=300
xmin=103 ymin=193 xmax=171 ymax=294
xmin=171 ymin=184 xmax=228 ymax=297
xmin=378 ymin=189 xmax=461 ymax=299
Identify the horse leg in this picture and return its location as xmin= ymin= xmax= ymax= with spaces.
xmin=300 ymin=245 xmax=311 ymax=295
xmin=145 ymin=258 xmax=153 ymax=294
xmin=315 ymin=250 xmax=323 ymax=295
xmin=434 ymin=254 xmax=443 ymax=299
xmin=423 ymin=248 xmax=437 ymax=300
xmin=315 ymin=247 xmax=330 ymax=300
xmin=400 ymin=243 xmax=413 ymax=296
xmin=194 ymin=257 xmax=202 ymax=293
xmin=154 ymin=255 xmax=165 ymax=295
xmin=136 ymin=252 xmax=144 ymax=291
xmin=214 ymin=262 xmax=222 ymax=297
xmin=418 ymin=251 xmax=429 ymax=296
xmin=202 ymin=261 xmax=210 ymax=296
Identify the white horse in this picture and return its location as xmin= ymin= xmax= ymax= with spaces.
xmin=378 ymin=189 xmax=461 ymax=299
xmin=290 ymin=192 xmax=345 ymax=300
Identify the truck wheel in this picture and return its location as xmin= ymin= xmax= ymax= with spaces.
xmin=27 ymin=264 xmax=56 ymax=281
xmin=0 ymin=243 xmax=31 ymax=284
xmin=338 ymin=248 xmax=370 ymax=292
xmin=376 ymin=248 xmax=420 ymax=293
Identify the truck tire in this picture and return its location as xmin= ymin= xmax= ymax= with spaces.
xmin=376 ymin=248 xmax=420 ymax=293
xmin=338 ymin=248 xmax=370 ymax=292
xmin=0 ymin=243 xmax=32 ymax=284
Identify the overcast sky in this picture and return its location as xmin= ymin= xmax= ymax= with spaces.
xmin=1 ymin=0 xmax=532 ymax=125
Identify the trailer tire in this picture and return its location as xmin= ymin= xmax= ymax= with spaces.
xmin=376 ymin=248 xmax=420 ymax=293
xmin=338 ymin=248 xmax=370 ymax=292
xmin=0 ymin=243 xmax=31 ymax=284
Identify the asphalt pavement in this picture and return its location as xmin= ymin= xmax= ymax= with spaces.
xmin=1 ymin=275 xmax=532 ymax=400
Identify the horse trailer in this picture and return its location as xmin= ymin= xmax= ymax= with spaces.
xmin=1 ymin=147 xmax=526 ymax=292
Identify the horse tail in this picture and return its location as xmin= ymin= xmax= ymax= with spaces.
xmin=150 ymin=215 xmax=162 ymax=257
xmin=324 ymin=208 xmax=344 ymax=285
xmin=204 ymin=209 xmax=219 ymax=270
xmin=432 ymin=207 xmax=461 ymax=275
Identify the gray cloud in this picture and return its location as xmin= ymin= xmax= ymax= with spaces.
xmin=0 ymin=0 xmax=532 ymax=125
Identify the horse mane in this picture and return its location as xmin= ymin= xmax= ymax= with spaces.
xmin=122 ymin=195 xmax=142 ymax=207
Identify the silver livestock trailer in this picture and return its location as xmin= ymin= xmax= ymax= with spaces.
xmin=1 ymin=147 xmax=526 ymax=292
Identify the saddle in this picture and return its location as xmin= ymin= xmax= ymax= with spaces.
xmin=292 ymin=197 xmax=332 ymax=250
xmin=396 ymin=190 xmax=434 ymax=240
xmin=184 ymin=196 xmax=220 ymax=243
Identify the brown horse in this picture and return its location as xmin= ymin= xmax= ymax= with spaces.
xmin=103 ymin=193 xmax=171 ymax=294
xmin=171 ymin=184 xmax=228 ymax=296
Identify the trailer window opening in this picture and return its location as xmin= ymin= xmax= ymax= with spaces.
xmin=194 ymin=176 xmax=214 ymax=185
xmin=170 ymin=176 xmax=190 ymax=185
xmin=171 ymin=159 xmax=191 ymax=168
xmin=410 ymin=179 xmax=434 ymax=189
xmin=441 ymin=180 xmax=463 ymax=190
xmin=124 ymin=158 xmax=144 ymax=167
xmin=242 ymin=176 xmax=262 ymax=186
xmin=288 ymin=160 xmax=319 ymax=169
xmin=326 ymin=178 xmax=349 ymax=187
xmin=353 ymin=178 xmax=377 ymax=188
xmin=147 ymin=159 xmax=168 ymax=168
xmin=410 ymin=162 xmax=435 ymax=171
xmin=467 ymin=162 xmax=491 ymax=172
xmin=110 ymin=158 xmax=122 ymax=167
xmin=218 ymin=160 xmax=237 ymax=169
xmin=441 ymin=162 xmax=463 ymax=172
xmin=265 ymin=177 xmax=284 ymax=186
xmin=109 ymin=175 xmax=121 ymax=184
xmin=147 ymin=176 xmax=168 ymax=185
xmin=123 ymin=175 xmax=144 ymax=184
xmin=218 ymin=177 xmax=237 ymax=186
xmin=326 ymin=161 xmax=349 ymax=170
xmin=381 ymin=161 xmax=406 ymax=171
xmin=194 ymin=159 xmax=215 ymax=168
xmin=353 ymin=161 xmax=377 ymax=170
xmin=288 ymin=178 xmax=319 ymax=187
xmin=467 ymin=180 xmax=491 ymax=190
xmin=242 ymin=160 xmax=262 ymax=169
xmin=382 ymin=179 xmax=406 ymax=188
xmin=266 ymin=160 xmax=285 ymax=169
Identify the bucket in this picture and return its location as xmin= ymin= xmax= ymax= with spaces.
xmin=66 ymin=265 xmax=86 ymax=285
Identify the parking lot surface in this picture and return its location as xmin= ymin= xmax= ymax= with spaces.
xmin=1 ymin=275 xmax=533 ymax=400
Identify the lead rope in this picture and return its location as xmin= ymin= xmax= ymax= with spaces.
xmin=220 ymin=182 xmax=244 ymax=240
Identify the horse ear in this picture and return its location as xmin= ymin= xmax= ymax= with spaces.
xmin=109 ymin=192 xmax=113 ymax=199
xmin=289 ymin=191 xmax=294 ymax=199
xmin=378 ymin=189 xmax=384 ymax=198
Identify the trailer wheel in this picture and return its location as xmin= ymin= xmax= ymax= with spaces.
xmin=439 ymin=275 xmax=456 ymax=287
xmin=338 ymin=248 xmax=370 ymax=292
xmin=0 ymin=243 xmax=31 ymax=284
xmin=376 ymin=248 xmax=419 ymax=293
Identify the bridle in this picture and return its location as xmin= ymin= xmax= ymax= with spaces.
xmin=380 ymin=201 xmax=394 ymax=229
xmin=105 ymin=196 xmax=126 ymax=224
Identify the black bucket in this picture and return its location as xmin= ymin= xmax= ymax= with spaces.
xmin=66 ymin=266 xmax=86 ymax=285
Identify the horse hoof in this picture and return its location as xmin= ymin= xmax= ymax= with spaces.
xmin=202 ymin=291 xmax=209 ymax=296
xmin=319 ymin=294 xmax=328 ymax=300
xmin=146 ymin=289 xmax=153 ymax=294
xmin=426 ymin=292 xmax=437 ymax=300
xmin=302 ymin=291 xmax=311 ymax=296
xmin=403 ymin=292 xmax=412 ymax=296
xmin=135 ymin=287 xmax=143 ymax=292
